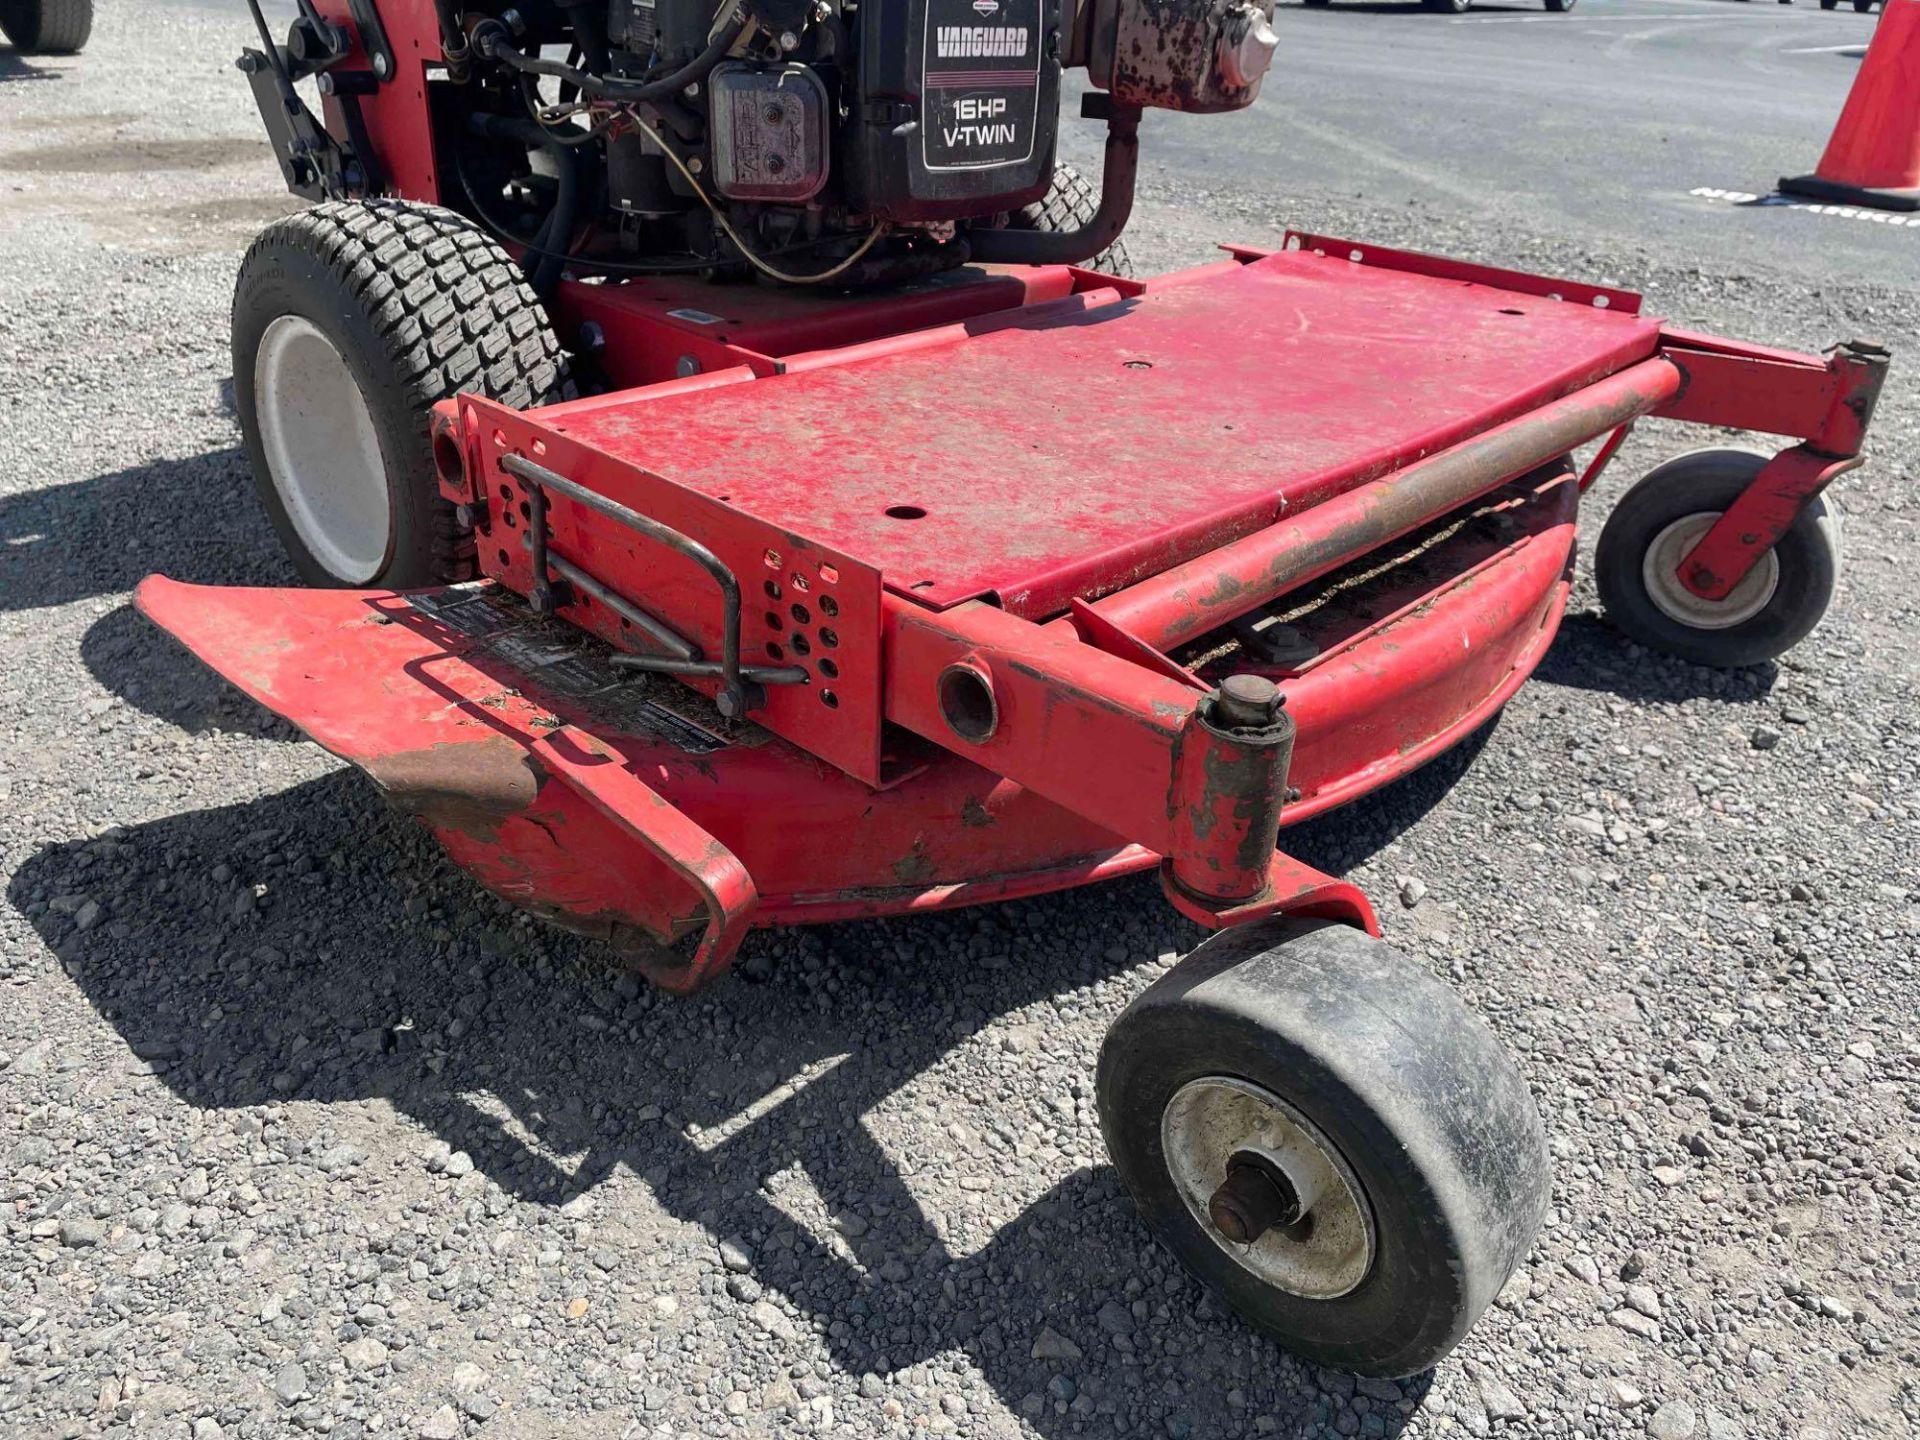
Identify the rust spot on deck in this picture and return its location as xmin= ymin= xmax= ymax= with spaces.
xmin=892 ymin=844 xmax=939 ymax=885
xmin=362 ymin=736 xmax=543 ymax=841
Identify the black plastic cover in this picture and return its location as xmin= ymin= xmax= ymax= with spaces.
xmin=841 ymin=0 xmax=1061 ymax=222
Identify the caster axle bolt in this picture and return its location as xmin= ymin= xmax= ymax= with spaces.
xmin=1207 ymin=1155 xmax=1301 ymax=1245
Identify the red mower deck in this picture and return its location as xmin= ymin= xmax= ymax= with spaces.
xmin=138 ymin=235 xmax=1885 ymax=996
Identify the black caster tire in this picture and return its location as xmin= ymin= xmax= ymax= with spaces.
xmin=1595 ymin=447 xmax=1841 ymax=669
xmin=1097 ymin=919 xmax=1550 ymax=1378
xmin=232 ymin=199 xmax=573 ymax=589
xmin=1819 ymin=0 xmax=1838 ymax=9
xmin=1303 ymin=0 xmax=1333 ymax=8
xmin=1544 ymin=0 xmax=1574 ymax=11
xmin=0 ymin=0 xmax=91 ymax=52
xmin=1424 ymin=0 xmax=1473 ymax=12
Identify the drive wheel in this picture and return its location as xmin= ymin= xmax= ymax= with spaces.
xmin=232 ymin=199 xmax=573 ymax=589
xmin=1595 ymin=447 xmax=1841 ymax=668
xmin=1009 ymin=161 xmax=1135 ymax=278
xmin=1097 ymin=919 xmax=1549 ymax=1378
xmin=1544 ymin=0 xmax=1574 ymax=11
xmin=0 ymin=0 xmax=92 ymax=53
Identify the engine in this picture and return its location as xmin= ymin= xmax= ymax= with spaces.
xmin=249 ymin=0 xmax=1280 ymax=286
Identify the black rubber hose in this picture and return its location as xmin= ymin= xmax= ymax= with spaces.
xmin=467 ymin=112 xmax=586 ymax=298
xmin=557 ymin=0 xmax=612 ymax=74
xmin=479 ymin=18 xmax=745 ymax=103
xmin=430 ymin=0 xmax=471 ymax=78
xmin=967 ymin=108 xmax=1142 ymax=266
xmin=530 ymin=145 xmax=581 ymax=297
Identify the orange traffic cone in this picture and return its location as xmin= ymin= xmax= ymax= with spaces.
xmin=1780 ymin=0 xmax=1920 ymax=211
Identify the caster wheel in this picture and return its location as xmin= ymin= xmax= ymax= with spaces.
xmin=1097 ymin=919 xmax=1550 ymax=1378
xmin=1595 ymin=447 xmax=1841 ymax=668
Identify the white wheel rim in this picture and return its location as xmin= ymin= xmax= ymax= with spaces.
xmin=1161 ymin=1076 xmax=1376 ymax=1299
xmin=1641 ymin=511 xmax=1779 ymax=632
xmin=254 ymin=314 xmax=391 ymax=584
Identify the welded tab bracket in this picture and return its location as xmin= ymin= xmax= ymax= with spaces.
xmin=1271 ymin=233 xmax=1644 ymax=314
xmin=1160 ymin=853 xmax=1379 ymax=937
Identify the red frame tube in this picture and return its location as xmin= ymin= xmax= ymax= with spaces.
xmin=1090 ymin=357 xmax=1683 ymax=650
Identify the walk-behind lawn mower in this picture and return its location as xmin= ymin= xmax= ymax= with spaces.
xmin=136 ymin=0 xmax=1887 ymax=1378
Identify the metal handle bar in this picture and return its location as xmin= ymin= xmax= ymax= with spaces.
xmin=500 ymin=453 xmax=808 ymax=717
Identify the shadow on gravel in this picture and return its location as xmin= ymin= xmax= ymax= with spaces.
xmin=82 ymin=603 xmax=301 ymax=740
xmin=1535 ymin=613 xmax=1781 ymax=704
xmin=0 ymin=52 xmax=61 ymax=83
xmin=0 ymin=446 xmax=285 ymax=615
xmin=9 ymin=744 xmax=1475 ymax=1434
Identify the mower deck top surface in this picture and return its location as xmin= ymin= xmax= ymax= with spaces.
xmin=534 ymin=248 xmax=1660 ymax=617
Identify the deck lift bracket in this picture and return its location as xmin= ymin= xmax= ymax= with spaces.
xmin=1663 ymin=338 xmax=1890 ymax=601
xmin=236 ymin=0 xmax=382 ymax=201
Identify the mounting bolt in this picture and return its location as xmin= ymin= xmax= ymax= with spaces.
xmin=778 ymin=29 xmax=801 ymax=50
xmin=1214 ymin=673 xmax=1283 ymax=729
xmin=714 ymin=680 xmax=763 ymax=721
xmin=1207 ymin=1157 xmax=1300 ymax=1245
xmin=371 ymin=51 xmax=391 ymax=78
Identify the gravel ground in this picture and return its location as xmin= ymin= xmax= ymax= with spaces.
xmin=3 ymin=8 xmax=1918 ymax=1440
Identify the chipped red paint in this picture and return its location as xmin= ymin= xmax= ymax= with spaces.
xmin=526 ymin=726 xmax=757 ymax=992
xmin=1165 ymin=698 xmax=1294 ymax=903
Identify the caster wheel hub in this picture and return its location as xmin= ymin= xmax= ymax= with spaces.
xmin=1642 ymin=511 xmax=1781 ymax=631
xmin=1161 ymin=1075 xmax=1376 ymax=1299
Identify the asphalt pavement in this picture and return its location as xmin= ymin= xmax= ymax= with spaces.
xmin=1129 ymin=0 xmax=1908 ymax=290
